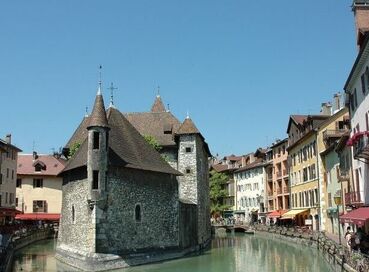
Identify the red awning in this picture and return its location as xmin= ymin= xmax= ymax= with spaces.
xmin=15 ymin=213 xmax=60 ymax=221
xmin=0 ymin=207 xmax=22 ymax=217
xmin=268 ymin=210 xmax=287 ymax=218
xmin=340 ymin=207 xmax=369 ymax=227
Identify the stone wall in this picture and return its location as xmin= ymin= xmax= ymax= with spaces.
xmin=195 ymin=136 xmax=211 ymax=245
xmin=96 ymin=167 xmax=180 ymax=254
xmin=177 ymin=134 xmax=197 ymax=204
xmin=160 ymin=147 xmax=178 ymax=170
xmin=57 ymin=177 xmax=95 ymax=254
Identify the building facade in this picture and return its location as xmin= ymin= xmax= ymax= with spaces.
xmin=287 ymin=115 xmax=329 ymax=230
xmin=0 ymin=134 xmax=22 ymax=225
xmin=56 ymin=86 xmax=211 ymax=271
xmin=15 ymin=152 xmax=65 ymax=221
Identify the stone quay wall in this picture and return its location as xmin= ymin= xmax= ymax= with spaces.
xmin=255 ymin=225 xmax=369 ymax=272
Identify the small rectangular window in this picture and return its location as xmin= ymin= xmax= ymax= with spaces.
xmin=92 ymin=170 xmax=99 ymax=190
xmin=185 ymin=168 xmax=191 ymax=174
xmin=33 ymin=178 xmax=43 ymax=188
xmin=93 ymin=132 xmax=100 ymax=150
xmin=185 ymin=147 xmax=192 ymax=153
xmin=16 ymin=178 xmax=22 ymax=188
xmin=15 ymin=197 xmax=18 ymax=207
xmin=11 ymin=170 xmax=14 ymax=180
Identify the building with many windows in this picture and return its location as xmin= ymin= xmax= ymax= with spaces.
xmin=234 ymin=149 xmax=268 ymax=224
xmin=286 ymin=114 xmax=329 ymax=230
xmin=15 ymin=152 xmax=66 ymax=221
xmin=0 ymin=134 xmax=22 ymax=225
xmin=265 ymin=139 xmax=289 ymax=222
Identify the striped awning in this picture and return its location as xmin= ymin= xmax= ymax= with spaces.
xmin=281 ymin=209 xmax=308 ymax=219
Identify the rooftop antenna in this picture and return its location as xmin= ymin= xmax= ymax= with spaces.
xmin=167 ymin=103 xmax=170 ymax=112
xmin=97 ymin=65 xmax=102 ymax=95
xmin=108 ymin=82 xmax=118 ymax=108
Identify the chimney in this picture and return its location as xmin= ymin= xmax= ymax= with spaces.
xmin=352 ymin=0 xmax=369 ymax=50
xmin=33 ymin=151 xmax=38 ymax=160
xmin=333 ymin=92 xmax=342 ymax=112
xmin=5 ymin=134 xmax=11 ymax=144
xmin=320 ymin=102 xmax=332 ymax=116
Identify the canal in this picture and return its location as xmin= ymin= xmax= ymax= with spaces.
xmin=12 ymin=233 xmax=332 ymax=272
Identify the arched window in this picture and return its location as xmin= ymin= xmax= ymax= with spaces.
xmin=135 ymin=204 xmax=141 ymax=222
xmin=72 ymin=205 xmax=75 ymax=224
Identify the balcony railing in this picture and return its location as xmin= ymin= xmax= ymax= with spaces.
xmin=323 ymin=129 xmax=348 ymax=142
xmin=354 ymin=134 xmax=369 ymax=159
xmin=345 ymin=191 xmax=364 ymax=205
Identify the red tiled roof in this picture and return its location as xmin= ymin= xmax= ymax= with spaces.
xmin=211 ymin=164 xmax=229 ymax=172
xmin=340 ymin=207 xmax=369 ymax=227
xmin=291 ymin=115 xmax=308 ymax=125
xmin=17 ymin=154 xmax=66 ymax=176
xmin=15 ymin=213 xmax=60 ymax=221
xmin=234 ymin=158 xmax=268 ymax=173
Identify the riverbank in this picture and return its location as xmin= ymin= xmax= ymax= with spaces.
xmin=0 ymin=227 xmax=54 ymax=272
xmin=254 ymin=225 xmax=369 ymax=272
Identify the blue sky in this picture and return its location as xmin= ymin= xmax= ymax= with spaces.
xmin=0 ymin=1 xmax=358 ymax=156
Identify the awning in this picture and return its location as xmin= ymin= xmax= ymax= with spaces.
xmin=268 ymin=210 xmax=287 ymax=218
xmin=15 ymin=213 xmax=60 ymax=221
xmin=340 ymin=207 xmax=369 ymax=227
xmin=0 ymin=207 xmax=22 ymax=217
xmin=281 ymin=209 xmax=308 ymax=219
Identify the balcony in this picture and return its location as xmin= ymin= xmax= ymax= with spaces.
xmin=345 ymin=191 xmax=364 ymax=206
xmin=323 ymin=129 xmax=348 ymax=143
xmin=353 ymin=133 xmax=369 ymax=160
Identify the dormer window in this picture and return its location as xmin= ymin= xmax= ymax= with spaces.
xmin=33 ymin=161 xmax=46 ymax=172
xmin=93 ymin=131 xmax=100 ymax=149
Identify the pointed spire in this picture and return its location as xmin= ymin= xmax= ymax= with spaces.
xmin=88 ymin=69 xmax=109 ymax=129
xmin=151 ymin=93 xmax=166 ymax=113
xmin=177 ymin=116 xmax=200 ymax=135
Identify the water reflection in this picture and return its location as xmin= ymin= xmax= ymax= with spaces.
xmin=12 ymin=234 xmax=332 ymax=272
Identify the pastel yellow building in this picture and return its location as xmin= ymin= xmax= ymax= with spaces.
xmin=286 ymin=114 xmax=329 ymax=230
xmin=15 ymin=152 xmax=65 ymax=221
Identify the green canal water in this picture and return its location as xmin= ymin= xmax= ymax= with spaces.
xmin=12 ymin=233 xmax=332 ymax=272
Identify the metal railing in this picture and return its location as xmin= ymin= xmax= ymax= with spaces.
xmin=323 ymin=129 xmax=348 ymax=141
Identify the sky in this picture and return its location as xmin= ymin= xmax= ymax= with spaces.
xmin=0 ymin=1 xmax=359 ymax=157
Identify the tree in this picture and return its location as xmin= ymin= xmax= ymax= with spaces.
xmin=143 ymin=135 xmax=162 ymax=152
xmin=209 ymin=170 xmax=230 ymax=216
xmin=68 ymin=142 xmax=81 ymax=158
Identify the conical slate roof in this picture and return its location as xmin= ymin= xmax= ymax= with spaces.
xmin=176 ymin=117 xmax=200 ymax=135
xmin=151 ymin=95 xmax=166 ymax=113
xmin=62 ymin=107 xmax=181 ymax=176
xmin=88 ymin=93 xmax=109 ymax=129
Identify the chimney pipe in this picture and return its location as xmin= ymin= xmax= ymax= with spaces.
xmin=352 ymin=0 xmax=369 ymax=50
xmin=334 ymin=92 xmax=342 ymax=112
xmin=33 ymin=151 xmax=38 ymax=160
xmin=320 ymin=102 xmax=332 ymax=116
xmin=5 ymin=134 xmax=11 ymax=144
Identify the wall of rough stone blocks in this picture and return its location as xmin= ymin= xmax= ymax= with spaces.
xmin=96 ymin=167 xmax=180 ymax=254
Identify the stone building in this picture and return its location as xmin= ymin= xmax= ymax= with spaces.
xmin=56 ymin=86 xmax=211 ymax=271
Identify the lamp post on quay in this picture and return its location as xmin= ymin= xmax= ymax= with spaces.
xmin=334 ymin=190 xmax=342 ymax=245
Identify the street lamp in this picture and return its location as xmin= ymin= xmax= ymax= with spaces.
xmin=334 ymin=191 xmax=342 ymax=245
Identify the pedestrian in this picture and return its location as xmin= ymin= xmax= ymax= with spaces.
xmin=345 ymin=227 xmax=352 ymax=250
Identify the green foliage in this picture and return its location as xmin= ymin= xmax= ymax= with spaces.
xmin=144 ymin=135 xmax=162 ymax=152
xmin=68 ymin=142 xmax=81 ymax=158
xmin=209 ymin=170 xmax=231 ymax=215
